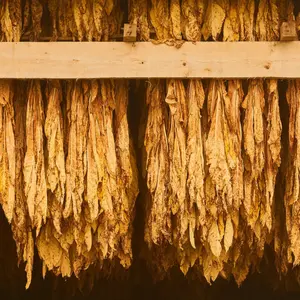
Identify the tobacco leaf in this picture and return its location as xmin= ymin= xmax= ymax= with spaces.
xmin=65 ymin=80 xmax=88 ymax=221
xmin=45 ymin=80 xmax=66 ymax=234
xmin=144 ymin=80 xmax=171 ymax=246
xmin=0 ymin=80 xmax=15 ymax=223
xmin=202 ymin=0 xmax=227 ymax=41
xmin=255 ymin=0 xmax=279 ymax=41
xmin=24 ymin=80 xmax=47 ymax=236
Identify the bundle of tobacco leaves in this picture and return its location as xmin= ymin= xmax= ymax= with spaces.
xmin=141 ymin=76 xmax=282 ymax=285
xmin=47 ymin=0 xmax=123 ymax=41
xmin=0 ymin=79 xmax=138 ymax=288
xmin=0 ymin=0 xmax=122 ymax=41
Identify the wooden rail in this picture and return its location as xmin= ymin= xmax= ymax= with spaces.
xmin=0 ymin=42 xmax=300 ymax=79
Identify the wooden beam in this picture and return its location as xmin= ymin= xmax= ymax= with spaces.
xmin=1 ymin=42 xmax=300 ymax=79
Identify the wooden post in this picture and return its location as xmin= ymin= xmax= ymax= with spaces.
xmin=123 ymin=24 xmax=137 ymax=42
xmin=280 ymin=21 xmax=298 ymax=41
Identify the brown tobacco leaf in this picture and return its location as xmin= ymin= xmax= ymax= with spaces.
xmin=0 ymin=78 xmax=139 ymax=287
xmin=165 ymin=80 xmax=188 ymax=247
xmin=24 ymin=80 xmax=47 ymax=236
xmin=66 ymin=0 xmax=77 ymax=39
xmin=203 ymin=79 xmax=244 ymax=278
xmin=86 ymin=80 xmax=103 ymax=221
xmin=31 ymin=0 xmax=43 ymax=40
xmin=65 ymin=81 xmax=88 ymax=221
xmin=11 ymin=81 xmax=28 ymax=260
xmin=285 ymin=80 xmax=300 ymax=266
xmin=205 ymin=80 xmax=233 ymax=255
xmin=170 ymin=0 xmax=181 ymax=40
xmin=86 ymin=79 xmax=118 ymax=227
xmin=37 ymin=222 xmax=69 ymax=277
xmin=129 ymin=0 xmax=150 ymax=41
xmin=150 ymin=0 xmax=171 ymax=40
xmin=97 ymin=80 xmax=118 ymax=235
xmin=278 ymin=0 xmax=294 ymax=23
xmin=144 ymin=80 xmax=171 ymax=246
xmin=0 ymin=0 xmax=13 ymax=41
xmin=23 ymin=0 xmax=31 ymax=31
xmin=238 ymin=0 xmax=255 ymax=41
xmin=45 ymin=80 xmax=66 ymax=234
xmin=186 ymin=80 xmax=206 ymax=246
xmin=265 ymin=80 xmax=281 ymax=232
xmin=181 ymin=0 xmax=200 ymax=41
xmin=114 ymin=80 xmax=139 ymax=266
xmin=56 ymin=0 xmax=120 ymax=41
xmin=208 ymin=222 xmax=222 ymax=257
xmin=10 ymin=81 xmax=35 ymax=289
xmin=73 ymin=0 xmax=84 ymax=41
xmin=21 ymin=0 xmax=43 ymax=40
xmin=48 ymin=0 xmax=59 ymax=40
xmin=0 ymin=80 xmax=15 ymax=223
xmin=255 ymin=0 xmax=279 ymax=41
xmin=202 ymin=0 xmax=227 ymax=41
xmin=93 ymin=0 xmax=105 ymax=37
xmin=8 ymin=0 xmax=22 ymax=41
xmin=24 ymin=231 xmax=34 ymax=289
xmin=242 ymin=80 xmax=265 ymax=234
xmin=36 ymin=79 xmax=139 ymax=280
xmin=81 ymin=0 xmax=93 ymax=41
xmin=223 ymin=0 xmax=240 ymax=41
xmin=196 ymin=0 xmax=207 ymax=33
xmin=240 ymin=79 xmax=281 ymax=276
xmin=57 ymin=1 xmax=69 ymax=38
xmin=226 ymin=80 xmax=244 ymax=232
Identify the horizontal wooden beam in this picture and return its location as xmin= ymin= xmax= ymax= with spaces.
xmin=1 ymin=42 xmax=300 ymax=79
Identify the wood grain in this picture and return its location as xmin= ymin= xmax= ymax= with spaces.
xmin=0 ymin=42 xmax=300 ymax=78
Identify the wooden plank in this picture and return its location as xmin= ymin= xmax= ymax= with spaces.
xmin=1 ymin=42 xmax=300 ymax=79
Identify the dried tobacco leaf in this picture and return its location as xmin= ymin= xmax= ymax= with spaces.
xmin=0 ymin=80 xmax=15 ymax=223
xmin=144 ymin=80 xmax=171 ymax=246
xmin=45 ymin=80 xmax=66 ymax=234
xmin=57 ymin=0 xmax=69 ymax=37
xmin=240 ymin=79 xmax=281 ymax=280
xmin=11 ymin=81 xmax=28 ymax=261
xmin=51 ymin=0 xmax=121 ymax=41
xmin=255 ymin=0 xmax=279 ymax=41
xmin=181 ymin=0 xmax=200 ymax=41
xmin=242 ymin=80 xmax=265 ymax=231
xmin=202 ymin=0 xmax=227 ymax=41
xmin=65 ymin=80 xmax=88 ymax=221
xmin=186 ymin=80 xmax=206 ymax=245
xmin=170 ymin=0 xmax=181 ymax=40
xmin=278 ymin=0 xmax=294 ymax=23
xmin=48 ymin=0 xmax=59 ymax=40
xmin=8 ymin=0 xmax=22 ymax=42
xmin=24 ymin=230 xmax=34 ymax=289
xmin=223 ymin=0 xmax=239 ymax=41
xmin=265 ymin=80 xmax=281 ymax=232
xmin=86 ymin=80 xmax=103 ymax=222
xmin=114 ymin=80 xmax=139 ymax=266
xmin=8 ymin=81 xmax=35 ymax=289
xmin=0 ymin=0 xmax=13 ymax=42
xmin=165 ymin=80 xmax=188 ymax=248
xmin=31 ymin=0 xmax=43 ymax=40
xmin=285 ymin=80 xmax=300 ymax=266
xmin=129 ymin=0 xmax=150 ymax=41
xmin=205 ymin=80 xmax=233 ymax=255
xmin=238 ymin=0 xmax=255 ymax=41
xmin=150 ymin=0 xmax=171 ymax=40
xmin=24 ymin=80 xmax=47 ymax=236
xmin=37 ymin=221 xmax=71 ymax=278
